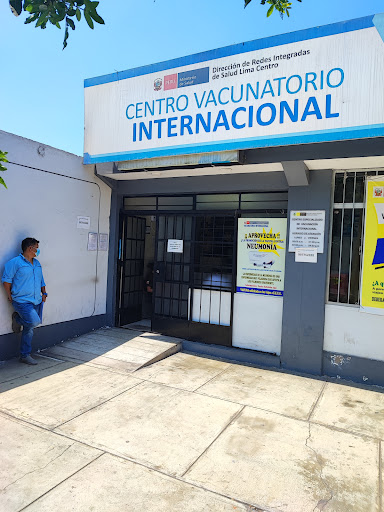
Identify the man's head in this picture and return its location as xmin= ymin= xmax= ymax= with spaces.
xmin=21 ymin=238 xmax=40 ymax=258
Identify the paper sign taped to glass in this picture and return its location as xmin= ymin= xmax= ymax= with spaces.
xmin=360 ymin=180 xmax=384 ymax=314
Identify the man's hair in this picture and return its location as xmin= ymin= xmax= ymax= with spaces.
xmin=21 ymin=238 xmax=39 ymax=252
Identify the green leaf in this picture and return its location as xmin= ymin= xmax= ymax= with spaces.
xmin=35 ymin=14 xmax=47 ymax=27
xmin=9 ymin=0 xmax=23 ymax=16
xmin=66 ymin=17 xmax=75 ymax=30
xmin=76 ymin=8 xmax=81 ymax=21
xmin=84 ymin=9 xmax=94 ymax=29
xmin=267 ymin=4 xmax=274 ymax=16
xmin=0 ymin=176 xmax=7 ymax=189
xmin=25 ymin=12 xmax=39 ymax=23
xmin=89 ymin=10 xmax=104 ymax=25
xmin=63 ymin=25 xmax=69 ymax=49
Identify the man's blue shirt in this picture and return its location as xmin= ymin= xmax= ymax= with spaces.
xmin=2 ymin=254 xmax=46 ymax=305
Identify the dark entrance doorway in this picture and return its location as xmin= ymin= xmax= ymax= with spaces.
xmin=118 ymin=192 xmax=288 ymax=345
xmin=152 ymin=214 xmax=234 ymax=346
xmin=116 ymin=214 xmax=156 ymax=327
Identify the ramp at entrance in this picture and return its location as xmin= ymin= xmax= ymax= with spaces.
xmin=43 ymin=327 xmax=182 ymax=373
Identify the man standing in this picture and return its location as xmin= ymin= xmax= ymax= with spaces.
xmin=2 ymin=238 xmax=47 ymax=365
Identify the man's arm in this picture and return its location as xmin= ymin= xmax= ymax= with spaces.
xmin=41 ymin=285 xmax=47 ymax=302
xmin=3 ymin=282 xmax=12 ymax=302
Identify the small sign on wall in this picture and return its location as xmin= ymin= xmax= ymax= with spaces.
xmin=77 ymin=216 xmax=90 ymax=229
xmin=167 ymin=239 xmax=183 ymax=253
xmin=295 ymin=247 xmax=318 ymax=263
xmin=289 ymin=210 xmax=325 ymax=253
xmin=87 ymin=232 xmax=98 ymax=251
xmin=98 ymin=233 xmax=109 ymax=251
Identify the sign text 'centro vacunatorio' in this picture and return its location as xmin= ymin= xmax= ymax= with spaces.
xmin=84 ymin=15 xmax=384 ymax=163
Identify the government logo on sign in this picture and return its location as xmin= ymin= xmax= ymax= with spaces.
xmin=154 ymin=78 xmax=162 ymax=91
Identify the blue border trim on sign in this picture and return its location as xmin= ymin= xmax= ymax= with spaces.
xmin=236 ymin=287 xmax=284 ymax=296
xmin=83 ymin=124 xmax=384 ymax=164
xmin=84 ymin=16 xmax=375 ymax=88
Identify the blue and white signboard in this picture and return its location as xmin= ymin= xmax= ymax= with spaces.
xmin=84 ymin=14 xmax=384 ymax=164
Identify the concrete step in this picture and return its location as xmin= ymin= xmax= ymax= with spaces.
xmin=43 ymin=327 xmax=182 ymax=373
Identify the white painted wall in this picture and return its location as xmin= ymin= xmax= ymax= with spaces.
xmin=0 ymin=131 xmax=111 ymax=336
xmin=324 ymin=303 xmax=384 ymax=362
xmin=232 ymin=293 xmax=283 ymax=355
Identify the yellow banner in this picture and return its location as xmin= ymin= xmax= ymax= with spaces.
xmin=361 ymin=180 xmax=384 ymax=311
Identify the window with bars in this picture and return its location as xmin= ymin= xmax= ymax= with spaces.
xmin=328 ymin=170 xmax=384 ymax=305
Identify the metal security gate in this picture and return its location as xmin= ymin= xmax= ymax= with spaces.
xmin=188 ymin=214 xmax=234 ymax=346
xmin=152 ymin=213 xmax=234 ymax=345
xmin=116 ymin=215 xmax=146 ymax=326
xmin=152 ymin=215 xmax=192 ymax=337
xmin=119 ymin=192 xmax=289 ymax=345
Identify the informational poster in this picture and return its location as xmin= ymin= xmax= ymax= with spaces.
xmin=361 ymin=179 xmax=384 ymax=314
xmin=167 ymin=239 xmax=183 ymax=253
xmin=98 ymin=233 xmax=109 ymax=251
xmin=237 ymin=218 xmax=287 ymax=297
xmin=289 ymin=211 xmax=325 ymax=253
xmin=87 ymin=232 xmax=98 ymax=251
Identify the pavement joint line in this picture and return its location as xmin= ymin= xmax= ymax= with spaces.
xmin=193 ymin=388 xmax=384 ymax=442
xmin=307 ymin=380 xmax=328 ymax=421
xmin=191 ymin=363 xmax=234 ymax=393
xmin=1 ymin=373 xmax=382 ymax=444
xmin=17 ymin=452 xmax=105 ymax=512
xmin=67 ymin=334 xmax=176 ymax=353
xmin=42 ymin=430 xmax=270 ymax=512
xmin=379 ymin=440 xmax=383 ymax=512
xmin=5 ymin=398 xmax=375 ymax=512
xmin=180 ymin=405 xmax=246 ymax=479
xmin=309 ymin=419 xmax=384 ymax=443
xmin=0 ymin=409 xmax=51 ymax=433
xmin=45 ymin=344 xmax=150 ymax=363
xmin=34 ymin=354 xmax=66 ymax=362
xmin=0 ymin=361 xmax=65 ymax=385
xmin=52 ymin=379 xmax=145 ymax=430
xmin=0 ymin=379 xmax=145 ymax=433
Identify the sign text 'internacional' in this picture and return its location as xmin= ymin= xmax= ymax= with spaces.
xmin=84 ymin=16 xmax=384 ymax=163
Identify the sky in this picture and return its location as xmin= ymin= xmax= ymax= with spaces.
xmin=1 ymin=0 xmax=384 ymax=157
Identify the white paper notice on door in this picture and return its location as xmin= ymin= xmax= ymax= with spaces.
xmin=167 ymin=239 xmax=183 ymax=253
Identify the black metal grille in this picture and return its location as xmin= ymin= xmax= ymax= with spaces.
xmin=154 ymin=215 xmax=192 ymax=319
xmin=121 ymin=216 xmax=145 ymax=324
xmin=191 ymin=215 xmax=234 ymax=326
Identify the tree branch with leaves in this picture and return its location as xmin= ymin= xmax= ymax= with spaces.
xmin=9 ymin=0 xmax=105 ymax=49
xmin=9 ymin=1 xmax=302 ymax=50
xmin=0 ymin=151 xmax=8 ymax=189
xmin=248 ymin=0 xmax=302 ymax=18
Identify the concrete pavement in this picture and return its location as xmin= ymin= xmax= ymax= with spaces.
xmin=0 ymin=328 xmax=383 ymax=511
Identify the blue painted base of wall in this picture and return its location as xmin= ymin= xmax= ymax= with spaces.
xmin=323 ymin=351 xmax=384 ymax=388
xmin=0 ymin=314 xmax=108 ymax=360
